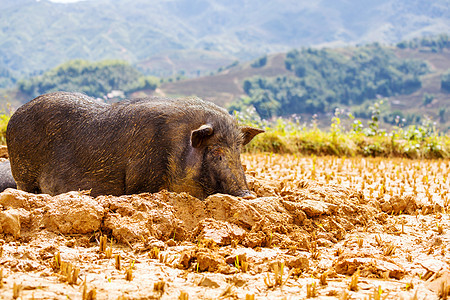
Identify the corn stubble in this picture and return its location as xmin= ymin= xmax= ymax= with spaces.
xmin=243 ymin=154 xmax=450 ymax=212
xmin=241 ymin=153 xmax=448 ymax=298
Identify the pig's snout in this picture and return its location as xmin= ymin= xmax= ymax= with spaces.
xmin=236 ymin=190 xmax=256 ymax=199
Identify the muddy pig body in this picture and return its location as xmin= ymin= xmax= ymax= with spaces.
xmin=6 ymin=92 xmax=263 ymax=199
xmin=0 ymin=160 xmax=17 ymax=191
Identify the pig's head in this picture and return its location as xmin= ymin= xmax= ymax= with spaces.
xmin=189 ymin=122 xmax=264 ymax=199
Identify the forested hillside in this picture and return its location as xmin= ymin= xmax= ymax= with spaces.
xmin=17 ymin=60 xmax=158 ymax=99
xmin=159 ymin=36 xmax=450 ymax=130
xmin=3 ymin=35 xmax=450 ymax=131
xmin=229 ymin=44 xmax=429 ymax=118
xmin=0 ymin=0 xmax=448 ymax=86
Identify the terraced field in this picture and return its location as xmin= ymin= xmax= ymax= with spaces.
xmin=0 ymin=154 xmax=448 ymax=299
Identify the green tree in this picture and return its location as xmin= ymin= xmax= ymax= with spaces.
xmin=441 ymin=70 xmax=450 ymax=93
xmin=396 ymin=34 xmax=450 ymax=52
xmin=439 ymin=107 xmax=447 ymax=123
xmin=251 ymin=56 xmax=267 ymax=68
xmin=422 ymin=93 xmax=434 ymax=106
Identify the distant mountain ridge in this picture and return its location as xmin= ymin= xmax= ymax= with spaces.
xmin=0 ymin=0 xmax=449 ymax=78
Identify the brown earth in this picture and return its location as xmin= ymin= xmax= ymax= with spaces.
xmin=0 ymin=154 xmax=448 ymax=299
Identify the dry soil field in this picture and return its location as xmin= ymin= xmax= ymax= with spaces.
xmin=0 ymin=154 xmax=448 ymax=299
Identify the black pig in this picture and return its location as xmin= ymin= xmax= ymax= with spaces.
xmin=0 ymin=161 xmax=17 ymax=191
xmin=6 ymin=92 xmax=263 ymax=199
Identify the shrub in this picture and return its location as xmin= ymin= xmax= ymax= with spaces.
xmin=251 ymin=56 xmax=267 ymax=68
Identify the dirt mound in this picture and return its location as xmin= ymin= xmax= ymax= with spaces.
xmin=0 ymin=176 xmax=377 ymax=248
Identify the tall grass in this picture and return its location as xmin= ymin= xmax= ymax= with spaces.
xmin=0 ymin=113 xmax=9 ymax=145
xmin=236 ymin=105 xmax=450 ymax=159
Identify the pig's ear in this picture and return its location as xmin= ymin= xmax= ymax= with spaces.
xmin=241 ymin=126 xmax=265 ymax=145
xmin=191 ymin=124 xmax=214 ymax=148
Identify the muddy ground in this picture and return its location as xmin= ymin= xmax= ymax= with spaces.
xmin=0 ymin=154 xmax=448 ymax=299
